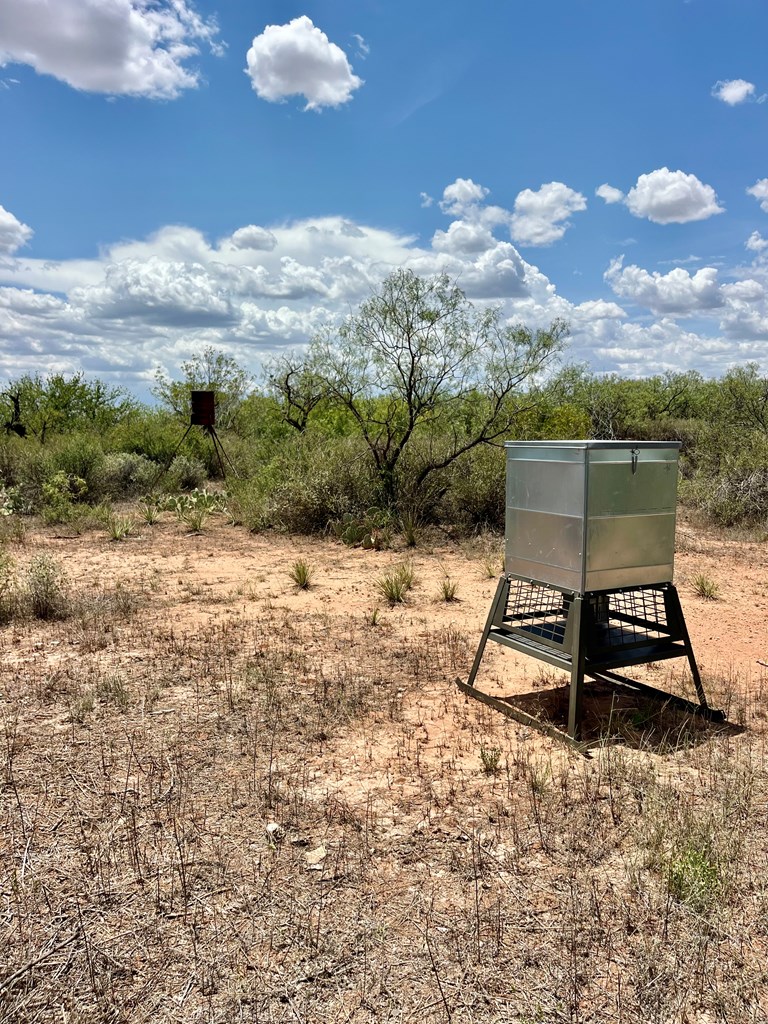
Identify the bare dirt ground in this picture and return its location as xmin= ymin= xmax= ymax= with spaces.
xmin=1 ymin=510 xmax=768 ymax=1023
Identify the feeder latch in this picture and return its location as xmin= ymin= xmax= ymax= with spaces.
xmin=631 ymin=447 xmax=639 ymax=474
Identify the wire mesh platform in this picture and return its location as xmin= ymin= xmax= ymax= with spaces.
xmin=461 ymin=573 xmax=725 ymax=745
xmin=500 ymin=579 xmax=684 ymax=667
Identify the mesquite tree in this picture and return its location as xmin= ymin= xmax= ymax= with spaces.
xmin=273 ymin=269 xmax=568 ymax=507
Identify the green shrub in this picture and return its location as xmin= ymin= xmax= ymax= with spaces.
xmin=138 ymin=497 xmax=162 ymax=524
xmin=106 ymin=410 xmax=191 ymax=465
xmin=167 ymin=454 xmax=207 ymax=492
xmin=180 ymin=506 xmax=210 ymax=533
xmin=101 ymin=452 xmax=158 ymax=498
xmin=692 ymin=573 xmax=720 ymax=600
xmin=96 ymin=673 xmax=131 ymax=711
xmin=666 ymin=839 xmax=722 ymax=913
xmin=439 ymin=445 xmax=505 ymax=533
xmin=289 ymin=559 xmax=315 ymax=590
xmin=40 ymin=470 xmax=87 ymax=524
xmin=23 ymin=554 xmax=69 ymax=619
xmin=683 ymin=424 xmax=768 ymax=526
xmin=14 ymin=443 xmax=55 ymax=511
xmin=0 ymin=551 xmax=17 ymax=623
xmin=51 ymin=435 xmax=106 ymax=497
xmin=0 ymin=435 xmax=27 ymax=490
xmin=236 ymin=434 xmax=379 ymax=534
xmin=376 ymin=562 xmax=416 ymax=604
xmin=105 ymin=514 xmax=135 ymax=541
xmin=479 ymin=746 xmax=502 ymax=775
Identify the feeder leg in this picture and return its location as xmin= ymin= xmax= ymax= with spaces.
xmin=666 ymin=584 xmax=709 ymax=710
xmin=567 ymin=596 xmax=587 ymax=740
xmin=156 ymin=424 xmax=193 ymax=483
xmin=207 ymin=426 xmax=239 ymax=479
xmin=466 ymin=575 xmax=510 ymax=689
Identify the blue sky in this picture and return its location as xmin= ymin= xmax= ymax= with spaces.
xmin=0 ymin=0 xmax=766 ymax=398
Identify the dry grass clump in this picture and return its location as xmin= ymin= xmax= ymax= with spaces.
xmin=376 ymin=561 xmax=416 ymax=604
xmin=289 ymin=558 xmax=315 ymax=590
xmin=105 ymin=513 xmax=136 ymax=541
xmin=0 ymin=552 xmax=71 ymax=621
xmin=692 ymin=572 xmax=720 ymax=600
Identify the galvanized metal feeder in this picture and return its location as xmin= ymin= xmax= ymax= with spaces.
xmin=459 ymin=441 xmax=725 ymax=745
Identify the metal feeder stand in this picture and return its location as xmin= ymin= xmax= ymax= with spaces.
xmin=459 ymin=441 xmax=725 ymax=745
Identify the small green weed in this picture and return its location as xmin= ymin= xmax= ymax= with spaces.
xmin=480 ymin=550 xmax=504 ymax=579
xmin=96 ymin=673 xmax=131 ymax=711
xmin=376 ymin=562 xmax=416 ymax=604
xmin=138 ymin=498 xmax=162 ymax=524
xmin=439 ymin=576 xmax=458 ymax=602
xmin=480 ymin=746 xmax=502 ymax=775
xmin=24 ymin=555 xmax=69 ymax=620
xmin=180 ymin=506 xmax=210 ymax=533
xmin=0 ymin=516 xmax=26 ymax=545
xmin=105 ymin=514 xmax=135 ymax=541
xmin=692 ymin=573 xmax=720 ymax=600
xmin=0 ymin=551 xmax=18 ymax=623
xmin=69 ymin=690 xmax=95 ymax=724
xmin=666 ymin=840 xmax=721 ymax=913
xmin=290 ymin=559 xmax=315 ymax=590
xmin=400 ymin=511 xmax=420 ymax=548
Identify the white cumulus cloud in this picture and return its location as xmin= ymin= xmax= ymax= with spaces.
xmin=3 ymin=178 xmax=768 ymax=386
xmin=595 ymin=184 xmax=624 ymax=205
xmin=510 ymin=182 xmax=587 ymax=246
xmin=245 ymin=16 xmax=362 ymax=110
xmin=747 ymin=178 xmax=768 ymax=213
xmin=746 ymin=231 xmax=768 ymax=253
xmin=439 ymin=178 xmax=489 ymax=216
xmin=227 ymin=225 xmax=278 ymax=251
xmin=0 ymin=204 xmax=33 ymax=254
xmin=712 ymin=79 xmax=756 ymax=105
xmin=625 ymin=168 xmax=724 ymax=224
xmin=431 ymin=220 xmax=495 ymax=254
xmin=0 ymin=0 xmax=220 ymax=99
xmin=605 ymin=257 xmax=724 ymax=315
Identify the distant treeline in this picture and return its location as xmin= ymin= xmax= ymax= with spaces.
xmin=1 ymin=360 xmax=765 ymax=534
xmin=1 ymin=271 xmax=766 ymax=533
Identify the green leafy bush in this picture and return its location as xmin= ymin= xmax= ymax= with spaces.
xmin=23 ymin=554 xmax=69 ymax=619
xmin=232 ymin=433 xmax=379 ymax=534
xmin=40 ymin=471 xmax=87 ymax=524
xmin=0 ymin=551 xmax=17 ymax=622
xmin=439 ymin=445 xmax=505 ymax=533
xmin=167 ymin=454 xmax=207 ymax=492
xmin=51 ymin=435 xmax=105 ymax=496
xmin=666 ymin=840 xmax=722 ymax=913
xmin=101 ymin=452 xmax=158 ymax=498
